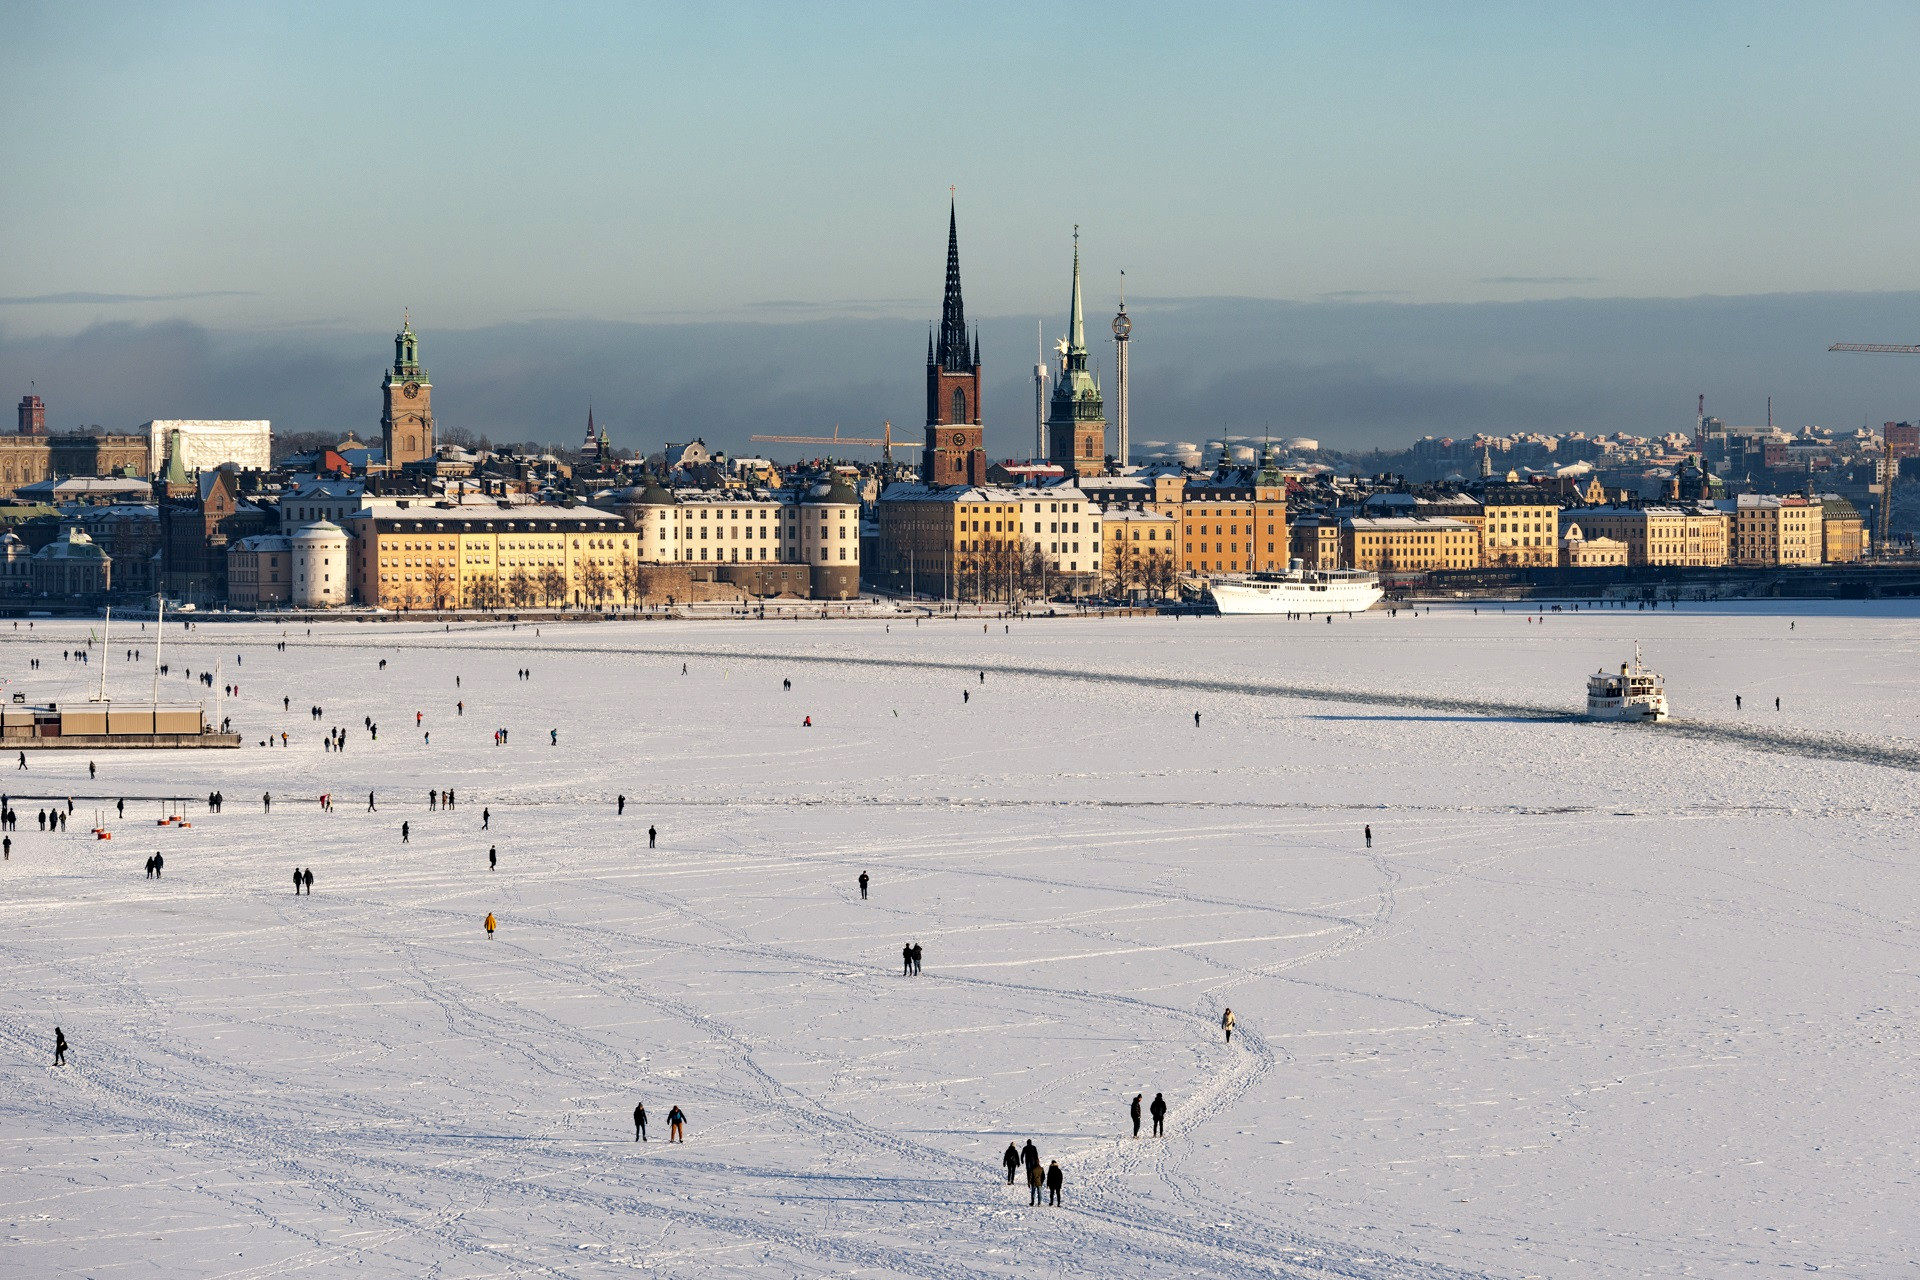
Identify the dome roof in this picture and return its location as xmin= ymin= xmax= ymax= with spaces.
xmin=291 ymin=520 xmax=347 ymax=542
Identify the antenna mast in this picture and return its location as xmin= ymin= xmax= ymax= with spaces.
xmin=1033 ymin=320 xmax=1047 ymax=462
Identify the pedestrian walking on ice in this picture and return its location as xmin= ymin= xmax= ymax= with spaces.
xmin=633 ymin=1102 xmax=648 ymax=1141
xmin=911 ymin=942 xmax=922 ymax=975
xmin=1150 ymin=1092 xmax=1167 ymax=1136
xmin=489 ymin=845 xmax=497 ymax=870
xmin=1364 ymin=824 xmax=1372 ymax=849
xmin=482 ymin=807 xmax=490 ymax=830
xmin=858 ymin=871 xmax=868 ymax=900
xmin=1022 ymin=1138 xmax=1039 ymax=1176
xmin=401 ymin=821 xmax=409 ymax=843
xmin=302 ymin=868 xmax=313 ymax=894
xmin=53 ymin=1027 xmax=67 ymax=1067
xmin=617 ymin=795 xmax=625 ymax=816
xmin=1194 ymin=711 xmax=1200 ymax=727
xmin=1027 ymin=1159 xmax=1045 ymax=1206
xmin=1131 ymin=1093 xmax=1143 ymax=1137
xmin=666 ymin=1105 xmax=686 ymax=1142
xmin=902 ymin=942 xmax=913 ymax=976
xmin=648 ymin=825 xmax=657 ymax=849
xmin=1046 ymin=1160 xmax=1063 ymax=1206
xmin=294 ymin=867 xmax=302 ymax=895
xmin=1222 ymin=1008 xmax=1235 ymax=1044
xmin=1775 ymin=696 xmax=1781 ymax=711
xmin=1003 ymin=1142 xmax=1020 ymax=1183
xmin=485 ymin=912 xmax=496 ymax=939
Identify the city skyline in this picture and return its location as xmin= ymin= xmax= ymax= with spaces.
xmin=8 ymin=3 xmax=1920 ymax=452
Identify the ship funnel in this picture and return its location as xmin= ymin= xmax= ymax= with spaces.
xmin=1289 ymin=557 xmax=1303 ymax=572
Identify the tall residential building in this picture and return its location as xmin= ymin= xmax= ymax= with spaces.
xmin=1045 ymin=230 xmax=1106 ymax=478
xmin=921 ymin=201 xmax=986 ymax=487
xmin=380 ymin=317 xmax=435 ymax=469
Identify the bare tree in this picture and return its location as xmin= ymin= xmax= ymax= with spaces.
xmin=582 ymin=558 xmax=609 ymax=610
xmin=539 ymin=563 xmax=569 ymax=608
xmin=507 ymin=567 xmax=533 ymax=609
xmin=470 ymin=574 xmax=501 ymax=612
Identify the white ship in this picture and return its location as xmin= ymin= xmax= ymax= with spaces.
xmin=1586 ymin=643 xmax=1669 ymax=722
xmin=1209 ymin=566 xmax=1384 ymax=616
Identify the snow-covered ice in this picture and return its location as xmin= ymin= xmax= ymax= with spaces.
xmin=2 ymin=605 xmax=1915 ymax=1278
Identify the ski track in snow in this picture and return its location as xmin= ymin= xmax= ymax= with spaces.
xmin=2 ymin=608 xmax=1916 ymax=1278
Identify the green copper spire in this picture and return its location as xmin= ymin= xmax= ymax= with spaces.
xmin=1068 ymin=225 xmax=1086 ymax=356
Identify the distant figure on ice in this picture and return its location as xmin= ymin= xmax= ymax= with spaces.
xmin=803 ymin=716 xmax=812 ymax=727
xmin=666 ymin=1105 xmax=686 ymax=1143
xmin=550 ymin=729 xmax=558 ymax=746
xmin=1022 ymin=1139 xmax=1039 ymax=1177
xmin=489 ymin=845 xmax=497 ymax=870
xmin=482 ymin=807 xmax=490 ymax=830
xmin=401 ymin=821 xmax=409 ymax=843
xmin=1150 ymin=1092 xmax=1168 ymax=1136
xmin=484 ymin=912 xmax=496 ymax=938
xmin=1027 ymin=1159 xmax=1045 ymax=1205
xmin=153 ymin=853 xmax=164 ymax=877
xmin=301 ymin=868 xmax=313 ymax=893
xmin=1364 ymin=825 xmax=1372 ymax=849
xmin=910 ymin=942 xmax=922 ymax=975
xmin=1775 ymin=696 xmax=1781 ymax=711
xmin=1222 ymin=1008 xmax=1235 ymax=1044
xmin=293 ymin=867 xmax=303 ymax=895
xmin=961 ymin=690 xmax=969 ymax=704
xmin=1002 ymin=1142 xmax=1021 ymax=1183
xmin=902 ymin=942 xmax=913 ymax=976
xmin=1735 ymin=695 xmax=1742 ymax=710
xmin=617 ymin=795 xmax=626 ymax=816
xmin=1194 ymin=711 xmax=1200 ymax=727
xmin=858 ymin=871 xmax=868 ymax=900
xmin=633 ymin=1101 xmax=648 ymax=1142
xmin=1046 ymin=1160 xmax=1063 ymax=1206
xmin=53 ymin=1027 xmax=67 ymax=1067
xmin=648 ymin=825 xmax=657 ymax=849
xmin=1131 ymin=1093 xmax=1143 ymax=1137
xmin=262 ymin=792 xmax=271 ymax=812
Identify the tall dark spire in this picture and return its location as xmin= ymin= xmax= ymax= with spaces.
xmin=935 ymin=198 xmax=972 ymax=373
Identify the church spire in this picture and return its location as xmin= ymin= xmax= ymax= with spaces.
xmin=935 ymin=197 xmax=972 ymax=373
xmin=1068 ymin=226 xmax=1086 ymax=356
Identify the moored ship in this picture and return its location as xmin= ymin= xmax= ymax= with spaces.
xmin=1209 ymin=566 xmax=1384 ymax=615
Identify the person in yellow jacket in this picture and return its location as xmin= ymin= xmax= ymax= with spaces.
xmin=484 ymin=912 xmax=496 ymax=939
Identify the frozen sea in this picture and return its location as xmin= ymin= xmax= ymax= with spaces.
xmin=1 ymin=604 xmax=1915 ymax=1278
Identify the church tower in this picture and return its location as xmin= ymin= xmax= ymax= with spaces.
xmin=381 ymin=315 xmax=435 ymax=469
xmin=1045 ymin=229 xmax=1106 ymax=477
xmin=921 ymin=200 xmax=986 ymax=487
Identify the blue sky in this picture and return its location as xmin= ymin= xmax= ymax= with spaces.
xmin=4 ymin=2 xmax=1920 ymax=451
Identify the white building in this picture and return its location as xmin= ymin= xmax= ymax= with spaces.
xmin=291 ymin=521 xmax=349 ymax=607
xmin=145 ymin=420 xmax=272 ymax=476
xmin=1015 ymin=483 xmax=1101 ymax=579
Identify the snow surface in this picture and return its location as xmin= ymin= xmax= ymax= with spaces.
xmin=2 ymin=604 xmax=1916 ymax=1278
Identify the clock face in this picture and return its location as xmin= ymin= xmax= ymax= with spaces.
xmin=951 ymin=433 xmax=966 ymax=446
xmin=403 ymin=381 xmax=421 ymax=399
xmin=1112 ymin=313 xmax=1132 ymax=338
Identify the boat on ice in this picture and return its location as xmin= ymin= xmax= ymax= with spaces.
xmin=1209 ymin=565 xmax=1384 ymax=616
xmin=1586 ymin=643 xmax=1669 ymax=722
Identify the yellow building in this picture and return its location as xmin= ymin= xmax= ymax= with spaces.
xmin=1289 ymin=516 xmax=1342 ymax=569
xmin=1340 ymin=516 xmax=1479 ymax=572
xmin=1821 ymin=497 xmax=1867 ymax=563
xmin=1469 ymin=482 xmax=1560 ymax=567
xmin=1726 ymin=495 xmax=1821 ymax=566
xmin=870 ymin=483 xmax=1024 ymax=599
xmin=1101 ymin=508 xmax=1178 ymax=595
xmin=1177 ymin=454 xmax=1288 ymax=575
xmin=1559 ymin=523 xmax=1629 ymax=567
xmin=347 ymin=503 xmax=638 ymax=610
xmin=1567 ymin=505 xmax=1729 ymax=567
xmin=611 ymin=475 xmax=861 ymax=598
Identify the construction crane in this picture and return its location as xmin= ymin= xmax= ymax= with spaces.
xmin=751 ymin=421 xmax=894 ymax=467
xmin=1827 ymin=342 xmax=1912 ymax=552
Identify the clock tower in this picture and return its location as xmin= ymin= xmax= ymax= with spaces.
xmin=381 ymin=315 xmax=434 ymax=469
xmin=921 ymin=200 xmax=986 ymax=487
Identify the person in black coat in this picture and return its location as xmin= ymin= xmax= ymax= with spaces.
xmin=910 ymin=942 xmax=922 ymax=975
xmin=1022 ymin=1139 xmax=1039 ymax=1176
xmin=302 ymin=868 xmax=314 ymax=894
xmin=1130 ymin=1093 xmax=1143 ymax=1138
xmin=858 ymin=871 xmax=868 ymax=900
xmin=1150 ymin=1092 xmax=1168 ymax=1136
xmin=1045 ymin=1160 xmax=1063 ymax=1206
xmin=1002 ymin=1142 xmax=1020 ymax=1184
xmin=633 ymin=1102 xmax=647 ymax=1142
xmin=901 ymin=942 xmax=912 ymax=976
xmin=293 ymin=867 xmax=302 ymax=895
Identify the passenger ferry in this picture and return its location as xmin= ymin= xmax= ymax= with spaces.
xmin=1209 ymin=565 xmax=1384 ymax=616
xmin=1586 ymin=643 xmax=1669 ymax=722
